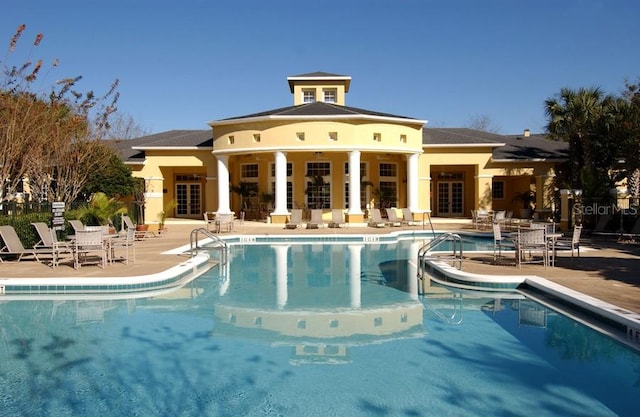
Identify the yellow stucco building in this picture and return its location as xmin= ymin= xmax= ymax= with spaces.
xmin=118 ymin=72 xmax=567 ymax=226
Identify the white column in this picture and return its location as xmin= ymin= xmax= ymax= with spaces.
xmin=216 ymin=155 xmax=231 ymax=214
xmin=273 ymin=245 xmax=289 ymax=309
xmin=406 ymin=153 xmax=420 ymax=212
xmin=348 ymin=244 xmax=363 ymax=308
xmin=273 ymin=151 xmax=289 ymax=215
xmin=348 ymin=150 xmax=362 ymax=215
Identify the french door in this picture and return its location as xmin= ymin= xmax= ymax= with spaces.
xmin=176 ymin=183 xmax=202 ymax=218
xmin=437 ymin=181 xmax=464 ymax=217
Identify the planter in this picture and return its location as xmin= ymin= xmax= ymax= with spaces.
xmin=136 ymin=224 xmax=150 ymax=232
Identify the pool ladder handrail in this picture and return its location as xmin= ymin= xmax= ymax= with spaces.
xmin=416 ymin=232 xmax=464 ymax=295
xmin=190 ymin=227 xmax=228 ymax=265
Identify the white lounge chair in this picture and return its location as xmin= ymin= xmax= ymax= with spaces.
xmin=285 ymin=209 xmax=303 ymax=229
xmin=307 ymin=209 xmax=325 ymax=229
xmin=0 ymin=225 xmax=50 ymax=263
xmin=401 ymin=208 xmax=419 ymax=226
xmin=328 ymin=209 xmax=347 ymax=228
xmin=368 ymin=209 xmax=387 ymax=228
xmin=31 ymin=222 xmax=73 ymax=268
xmin=385 ymin=208 xmax=406 ymax=226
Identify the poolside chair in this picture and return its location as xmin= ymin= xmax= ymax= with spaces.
xmin=307 ymin=209 xmax=325 ymax=229
xmin=69 ymin=219 xmax=85 ymax=234
xmin=492 ymin=222 xmax=515 ymax=263
xmin=385 ymin=208 xmax=406 ymax=226
xmin=73 ymin=229 xmax=107 ymax=269
xmin=554 ymin=225 xmax=582 ymax=261
xmin=121 ymin=214 xmax=153 ymax=240
xmin=285 ymin=209 xmax=303 ymax=229
xmin=31 ymin=222 xmax=73 ymax=268
xmin=368 ymin=208 xmax=387 ymax=228
xmin=516 ymin=227 xmax=548 ymax=268
xmin=328 ymin=209 xmax=347 ymax=228
xmin=472 ymin=209 xmax=490 ymax=229
xmin=0 ymin=225 xmax=49 ymax=263
xmin=110 ymin=226 xmax=136 ymax=265
xmin=401 ymin=208 xmax=419 ymax=226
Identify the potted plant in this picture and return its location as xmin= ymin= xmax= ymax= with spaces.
xmin=157 ymin=200 xmax=177 ymax=235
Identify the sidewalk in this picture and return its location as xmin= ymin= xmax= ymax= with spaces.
xmin=2 ymin=218 xmax=639 ymax=314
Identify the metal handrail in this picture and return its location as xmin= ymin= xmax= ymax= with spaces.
xmin=190 ymin=227 xmax=228 ymax=265
xmin=416 ymin=232 xmax=464 ymax=295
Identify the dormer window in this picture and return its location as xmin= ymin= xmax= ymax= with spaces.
xmin=302 ymin=89 xmax=316 ymax=103
xmin=323 ymin=89 xmax=337 ymax=103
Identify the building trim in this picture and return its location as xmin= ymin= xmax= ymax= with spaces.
xmin=209 ymin=114 xmax=427 ymax=127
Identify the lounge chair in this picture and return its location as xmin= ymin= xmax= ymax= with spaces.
xmin=31 ymin=222 xmax=73 ymax=268
xmin=69 ymin=219 xmax=85 ymax=233
xmin=385 ymin=208 xmax=405 ymax=226
xmin=0 ymin=225 xmax=50 ymax=263
xmin=121 ymin=215 xmax=153 ymax=240
xmin=401 ymin=208 xmax=419 ymax=226
xmin=285 ymin=209 xmax=303 ymax=229
xmin=368 ymin=208 xmax=387 ymax=228
xmin=307 ymin=209 xmax=325 ymax=229
xmin=328 ymin=209 xmax=347 ymax=228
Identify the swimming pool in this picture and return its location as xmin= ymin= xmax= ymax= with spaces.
xmin=1 ymin=238 xmax=638 ymax=416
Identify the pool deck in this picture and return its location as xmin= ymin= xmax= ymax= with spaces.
xmin=2 ymin=218 xmax=640 ymax=314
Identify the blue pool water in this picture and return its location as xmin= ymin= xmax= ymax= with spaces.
xmin=1 ymin=239 xmax=639 ymax=416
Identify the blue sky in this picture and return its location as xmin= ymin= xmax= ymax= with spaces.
xmin=2 ymin=0 xmax=639 ymax=135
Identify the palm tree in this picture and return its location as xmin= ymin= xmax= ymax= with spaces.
xmin=304 ymin=174 xmax=326 ymax=209
xmin=544 ymin=87 xmax=621 ymax=193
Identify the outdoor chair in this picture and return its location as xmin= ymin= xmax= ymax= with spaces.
xmin=492 ymin=222 xmax=515 ymax=263
xmin=402 ymin=208 xmax=419 ymax=226
xmin=472 ymin=209 xmax=490 ymax=229
xmin=69 ymin=219 xmax=85 ymax=234
xmin=31 ymin=222 xmax=73 ymax=268
xmin=110 ymin=226 xmax=136 ymax=265
xmin=368 ymin=208 xmax=387 ymax=228
xmin=328 ymin=209 xmax=347 ymax=228
xmin=385 ymin=208 xmax=406 ymax=227
xmin=285 ymin=209 xmax=303 ymax=229
xmin=73 ymin=229 xmax=107 ymax=269
xmin=554 ymin=225 xmax=582 ymax=261
xmin=307 ymin=209 xmax=325 ymax=229
xmin=121 ymin=214 xmax=153 ymax=240
xmin=0 ymin=225 xmax=49 ymax=263
xmin=516 ymin=227 xmax=548 ymax=268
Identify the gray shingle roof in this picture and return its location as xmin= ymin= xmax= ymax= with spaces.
xmin=422 ymin=128 xmax=505 ymax=146
xmin=288 ymin=71 xmax=349 ymax=78
xmin=110 ymin=130 xmax=212 ymax=163
xmin=220 ymin=101 xmax=421 ymax=122
xmin=423 ymin=128 xmax=568 ymax=161
xmin=494 ymin=133 xmax=569 ymax=161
